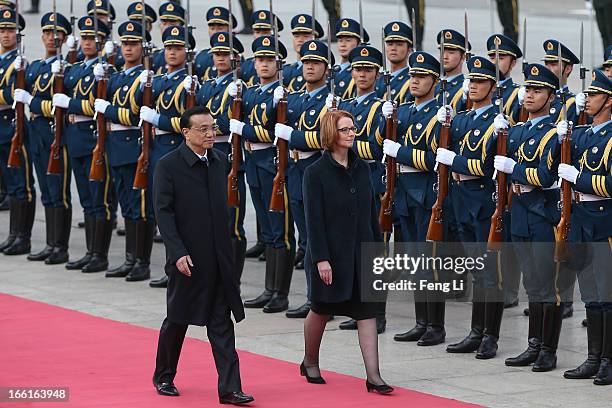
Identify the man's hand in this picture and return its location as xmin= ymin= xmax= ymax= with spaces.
xmin=139 ymin=69 xmax=152 ymax=85
xmin=66 ymin=35 xmax=77 ymax=50
xmin=518 ymin=86 xmax=526 ymax=105
xmin=51 ymin=60 xmax=62 ymax=74
xmin=183 ymin=75 xmax=199 ymax=92
xmin=494 ymin=113 xmax=509 ymax=134
xmin=273 ymin=86 xmax=285 ymax=105
xmin=462 ymin=78 xmax=470 ymax=100
xmin=383 ymin=139 xmax=401 ymax=158
xmin=317 ymin=261 xmax=332 ymax=285
xmin=494 ymin=155 xmax=516 ymax=174
xmin=140 ymin=106 xmax=158 ymax=124
xmin=176 ymin=255 xmax=193 ymax=277
xmin=229 ymin=119 xmax=245 ymax=136
xmin=274 ymin=123 xmax=293 ymax=141
xmin=227 ymin=80 xmax=240 ymax=98
xmin=104 ymin=40 xmax=115 ymax=56
xmin=13 ymin=89 xmax=33 ymax=105
xmin=575 ymin=92 xmax=586 ymax=112
xmin=436 ymin=147 xmax=456 ymax=166
xmin=556 ymin=120 xmax=569 ymax=143
xmin=93 ymin=63 xmax=105 ymax=81
xmin=382 ymin=101 xmax=394 ymax=118
xmin=436 ymin=105 xmax=453 ymax=124
xmin=325 ymin=93 xmax=340 ymax=109
xmin=52 ymin=93 xmax=70 ymax=109
xmin=94 ymin=98 xmax=110 ymax=115
xmin=558 ymin=163 xmax=579 ymax=184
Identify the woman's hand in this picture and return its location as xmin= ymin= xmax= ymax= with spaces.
xmin=176 ymin=255 xmax=193 ymax=277
xmin=317 ymin=261 xmax=332 ymax=285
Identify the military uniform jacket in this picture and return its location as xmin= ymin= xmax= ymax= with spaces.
xmin=375 ymin=67 xmax=413 ymax=105
xmin=436 ymin=73 xmax=466 ymax=114
xmin=194 ymin=48 xmax=217 ymax=81
xmin=550 ymin=86 xmax=578 ymax=124
xmin=104 ymin=64 xmax=145 ymax=167
xmin=151 ymin=48 xmax=167 ymax=75
xmin=286 ymin=87 xmax=329 ymax=153
xmin=283 ymin=61 xmax=306 ymax=93
xmin=507 ymin=117 xmax=560 ymax=237
xmin=196 ymin=72 xmax=234 ymax=138
xmin=239 ymin=81 xmax=279 ymax=145
xmin=240 ymin=57 xmax=258 ymax=87
xmin=334 ymin=64 xmax=355 ymax=100
xmin=493 ymin=77 xmax=521 ymax=125
xmin=0 ymin=49 xmax=19 ymax=145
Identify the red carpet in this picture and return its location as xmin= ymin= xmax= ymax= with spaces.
xmin=0 ymin=293 xmax=481 ymax=407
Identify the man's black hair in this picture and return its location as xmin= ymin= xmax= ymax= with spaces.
xmin=180 ymin=106 xmax=213 ymax=129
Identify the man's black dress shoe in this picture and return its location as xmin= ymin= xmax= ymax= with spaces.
xmin=286 ymin=301 xmax=311 ymax=318
xmin=219 ymin=391 xmax=254 ymax=405
xmin=149 ymin=275 xmax=168 ymax=288
xmin=155 ymin=382 xmax=179 ymax=396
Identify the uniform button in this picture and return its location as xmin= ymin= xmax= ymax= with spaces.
xmin=90 ymin=125 xmax=94 ymax=129
xmin=350 ymin=187 xmax=356 ymax=194
xmin=600 ymin=206 xmax=604 ymax=211
xmin=480 ymin=184 xmax=484 ymax=189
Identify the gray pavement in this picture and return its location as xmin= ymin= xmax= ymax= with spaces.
xmin=2 ymin=1 xmax=610 ymax=407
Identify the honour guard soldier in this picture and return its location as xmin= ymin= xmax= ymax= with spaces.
xmin=194 ymin=6 xmax=237 ymax=82
xmin=381 ymin=51 xmax=446 ymax=345
xmin=127 ymin=2 xmax=156 ymax=32
xmin=494 ymin=0 xmax=519 ymax=43
xmin=274 ymin=39 xmax=333 ymax=318
xmin=559 ymin=70 xmax=612 ymax=385
xmin=283 ymin=13 xmax=323 ymax=93
xmin=487 ymin=34 xmax=522 ymax=125
xmin=151 ymin=2 xmax=185 ymax=75
xmin=436 ymin=56 xmax=504 ymax=359
xmin=496 ymin=64 xmax=563 ymax=372
xmin=87 ymin=0 xmax=115 ymax=25
xmin=334 ymin=18 xmax=368 ymax=100
xmin=375 ymin=21 xmax=413 ymax=105
xmin=240 ymin=10 xmax=281 ymax=87
xmin=95 ymin=21 xmax=154 ymax=282
xmin=228 ymin=35 xmax=297 ymax=313
xmin=14 ymin=11 xmax=72 ymax=264
xmin=542 ymin=39 xmax=581 ymax=124
xmin=52 ymin=15 xmax=115 ymax=272
xmin=435 ymin=29 xmax=470 ymax=114
xmin=195 ymin=31 xmax=248 ymax=286
xmin=140 ymin=25 xmax=195 ymax=286
xmin=0 ymin=9 xmax=36 ymax=255
xmin=602 ymin=45 xmax=611 ymax=79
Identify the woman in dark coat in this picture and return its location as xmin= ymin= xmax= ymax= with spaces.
xmin=300 ymin=110 xmax=393 ymax=394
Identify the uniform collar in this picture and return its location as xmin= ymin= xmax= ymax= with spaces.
xmin=0 ymin=48 xmax=16 ymax=59
xmin=355 ymin=91 xmax=375 ymax=105
xmin=259 ymin=80 xmax=278 ymax=93
xmin=306 ymin=84 xmax=327 ymax=98
xmin=339 ymin=62 xmax=350 ymax=72
xmin=123 ymin=64 xmax=142 ymax=75
xmin=166 ymin=67 xmax=185 ymax=80
xmin=472 ymin=104 xmax=494 ymax=119
xmin=499 ymin=77 xmax=512 ymax=86
xmin=215 ymin=71 xmax=232 ymax=85
xmin=391 ymin=66 xmax=409 ymax=78
xmin=447 ymin=73 xmax=463 ymax=82
xmin=415 ymin=98 xmax=436 ymax=111
xmin=84 ymin=57 xmax=98 ymax=69
xmin=44 ymin=55 xmax=57 ymax=64
xmin=592 ymin=120 xmax=612 ymax=135
xmin=527 ymin=114 xmax=550 ymax=129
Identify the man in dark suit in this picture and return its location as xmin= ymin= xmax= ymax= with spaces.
xmin=152 ymin=106 xmax=254 ymax=405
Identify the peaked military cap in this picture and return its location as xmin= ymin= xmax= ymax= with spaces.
xmin=349 ymin=45 xmax=382 ymax=69
xmin=487 ymin=34 xmax=522 ymax=59
xmin=0 ymin=8 xmax=25 ymax=30
xmin=603 ymin=45 xmax=612 ymax=68
xmin=206 ymin=6 xmax=237 ymax=28
xmin=335 ymin=18 xmax=369 ymax=43
xmin=41 ymin=12 xmax=71 ymax=35
xmin=409 ymin=51 xmax=440 ymax=77
xmin=467 ymin=56 xmax=498 ymax=81
xmin=584 ymin=69 xmax=612 ymax=95
xmin=251 ymin=10 xmax=283 ymax=31
xmin=437 ymin=29 xmax=471 ymax=52
xmin=524 ymin=63 xmax=558 ymax=90
xmin=384 ymin=21 xmax=413 ymax=45
xmin=300 ymin=40 xmax=334 ymax=65
xmin=251 ymin=35 xmax=287 ymax=59
xmin=210 ymin=31 xmax=244 ymax=54
xmin=162 ymin=25 xmax=195 ymax=49
xmin=159 ymin=2 xmax=185 ymax=23
xmin=87 ymin=0 xmax=116 ymax=20
xmin=127 ymin=2 xmax=157 ymax=23
xmin=118 ymin=20 xmax=150 ymax=42
xmin=290 ymin=14 xmax=324 ymax=38
xmin=542 ymin=39 xmax=580 ymax=65
xmin=78 ymin=16 xmax=109 ymax=37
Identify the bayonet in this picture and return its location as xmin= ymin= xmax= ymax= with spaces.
xmin=495 ymin=38 xmax=503 ymax=114
xmin=358 ymin=0 xmax=364 ymax=44
xmin=270 ymin=0 xmax=282 ymax=86
xmin=311 ymin=0 xmax=316 ymax=39
xmin=464 ymin=10 xmax=471 ymax=62
xmin=327 ymin=20 xmax=336 ymax=106
xmin=522 ymin=18 xmax=527 ymax=76
xmin=579 ymin=22 xmax=587 ymax=91
xmin=411 ymin=8 xmax=417 ymax=51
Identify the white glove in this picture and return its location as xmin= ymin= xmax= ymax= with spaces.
xmin=558 ymin=163 xmax=579 ymax=184
xmin=66 ymin=35 xmax=77 ymax=50
xmin=383 ymin=139 xmax=401 ymax=158
xmin=229 ymin=119 xmax=245 ymax=136
xmin=139 ymin=106 xmax=158 ymax=124
xmin=138 ymin=70 xmax=152 ymax=85
xmin=575 ymin=92 xmax=586 ymax=112
xmin=104 ymin=41 xmax=115 ymax=56
xmin=52 ymin=93 xmax=70 ymax=109
xmin=51 ymin=60 xmax=62 ymax=74
xmin=227 ymin=80 xmax=240 ymax=98
xmin=182 ymin=75 xmax=199 ymax=91
xmin=382 ymin=101 xmax=394 ymax=118
xmin=13 ymin=89 xmax=33 ymax=105
xmin=93 ymin=63 xmax=105 ymax=81
xmin=94 ymin=99 xmax=110 ymax=115
xmin=273 ymin=86 xmax=285 ymax=105
xmin=13 ymin=55 xmax=26 ymax=70
xmin=494 ymin=113 xmax=509 ymax=134
xmin=436 ymin=147 xmax=456 ymax=166
xmin=517 ymin=86 xmax=526 ymax=105
xmin=436 ymin=105 xmax=453 ymax=124
xmin=325 ymin=93 xmax=341 ymax=109
xmin=274 ymin=123 xmax=293 ymax=141
xmin=556 ymin=120 xmax=569 ymax=143
xmin=462 ymin=78 xmax=470 ymax=100
xmin=494 ymin=155 xmax=516 ymax=174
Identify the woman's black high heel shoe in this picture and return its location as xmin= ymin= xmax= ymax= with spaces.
xmin=300 ymin=362 xmax=326 ymax=384
xmin=365 ymin=380 xmax=394 ymax=394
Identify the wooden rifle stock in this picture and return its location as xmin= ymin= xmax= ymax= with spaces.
xmin=8 ymin=61 xmax=25 ymax=168
xmin=185 ymin=82 xmax=196 ymax=109
xmin=426 ymin=119 xmax=450 ymax=242
xmin=89 ymin=77 xmax=108 ymax=181
xmin=66 ymin=48 xmax=77 ymax=64
xmin=269 ymin=97 xmax=288 ymax=212
xmin=518 ymin=104 xmax=528 ymax=123
xmin=487 ymin=127 xmax=508 ymax=251
xmin=227 ymin=89 xmax=242 ymax=207
xmin=554 ymin=125 xmax=572 ymax=262
xmin=379 ymin=109 xmax=397 ymax=232
xmin=577 ymin=110 xmax=587 ymax=126
xmin=133 ymin=72 xmax=153 ymax=190
xmin=48 ymin=67 xmax=65 ymax=174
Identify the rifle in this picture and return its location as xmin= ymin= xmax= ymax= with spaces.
xmin=89 ymin=6 xmax=109 ymax=182
xmin=227 ymin=0 xmax=242 ymax=207
xmin=48 ymin=0 xmax=65 ymax=175
xmin=426 ymin=35 xmax=450 ymax=242
xmin=269 ymin=1 xmax=288 ymax=213
xmin=411 ymin=8 xmax=417 ymax=51
xmin=577 ymin=21 xmax=588 ymax=125
xmin=487 ymin=39 xmax=508 ymax=251
xmin=133 ymin=0 xmax=152 ymax=190
xmin=464 ymin=11 xmax=473 ymax=111
xmin=379 ymin=29 xmax=397 ymax=233
xmin=327 ymin=20 xmax=337 ymax=110
xmin=311 ymin=0 xmax=316 ymax=39
xmin=358 ymin=0 xmax=365 ymax=45
xmin=7 ymin=1 xmax=25 ymax=169
xmin=518 ymin=17 xmax=529 ymax=123
xmin=554 ymin=43 xmax=572 ymax=263
xmin=184 ymin=0 xmax=196 ymax=109
xmin=105 ymin=0 xmax=116 ymax=66
xmin=66 ymin=0 xmax=78 ymax=64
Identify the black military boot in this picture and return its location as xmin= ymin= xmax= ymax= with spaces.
xmin=149 ymin=275 xmax=168 ymax=288
xmin=106 ymin=219 xmax=136 ymax=277
xmin=244 ymin=246 xmax=275 ymax=308
xmin=245 ymin=241 xmax=265 ymax=258
xmin=27 ymin=207 xmax=54 ymax=261
xmin=46 ymin=207 xmax=71 ymax=264
xmin=66 ymin=215 xmax=95 ymax=269
xmin=126 ymin=221 xmax=155 ymax=281
xmin=24 ymin=0 xmax=39 ymax=13
xmin=476 ymin=301 xmax=504 ymax=359
xmin=4 ymin=199 xmax=35 ymax=255
xmin=594 ymin=310 xmax=612 ymax=385
xmin=447 ymin=289 xmax=485 ymax=353
xmin=264 ymin=247 xmax=295 ymax=313
xmin=231 ymin=238 xmax=247 ymax=287
xmin=533 ymin=303 xmax=562 ymax=372
xmin=418 ymin=299 xmax=446 ymax=346
xmin=506 ymin=302 xmax=543 ymax=366
xmin=0 ymin=194 xmax=9 ymax=211
xmin=394 ymin=291 xmax=428 ymax=342
xmin=339 ymin=319 xmax=358 ymax=330
xmin=562 ymin=302 xmax=574 ymax=319
xmin=82 ymin=218 xmax=112 ymax=273
xmin=564 ymin=309 xmax=603 ymax=379
xmin=0 ymin=198 xmax=18 ymax=251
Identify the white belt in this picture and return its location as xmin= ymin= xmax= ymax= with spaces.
xmin=154 ymin=129 xmax=172 ymax=136
xmin=249 ymin=142 xmax=274 ymax=151
xmin=513 ymin=183 xmax=535 ymax=194
xmin=292 ymin=150 xmax=317 ymax=160
xmin=215 ymin=135 xmax=231 ymax=143
xmin=398 ymin=164 xmax=422 ymax=173
xmin=543 ymin=181 xmax=559 ymax=190
xmin=364 ymin=159 xmax=376 ymax=164
xmin=0 ymin=104 xmax=11 ymax=111
xmin=110 ymin=123 xmax=139 ymax=131
xmin=69 ymin=114 xmax=93 ymax=123
xmin=452 ymin=172 xmax=479 ymax=182
xmin=573 ymin=191 xmax=612 ymax=202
